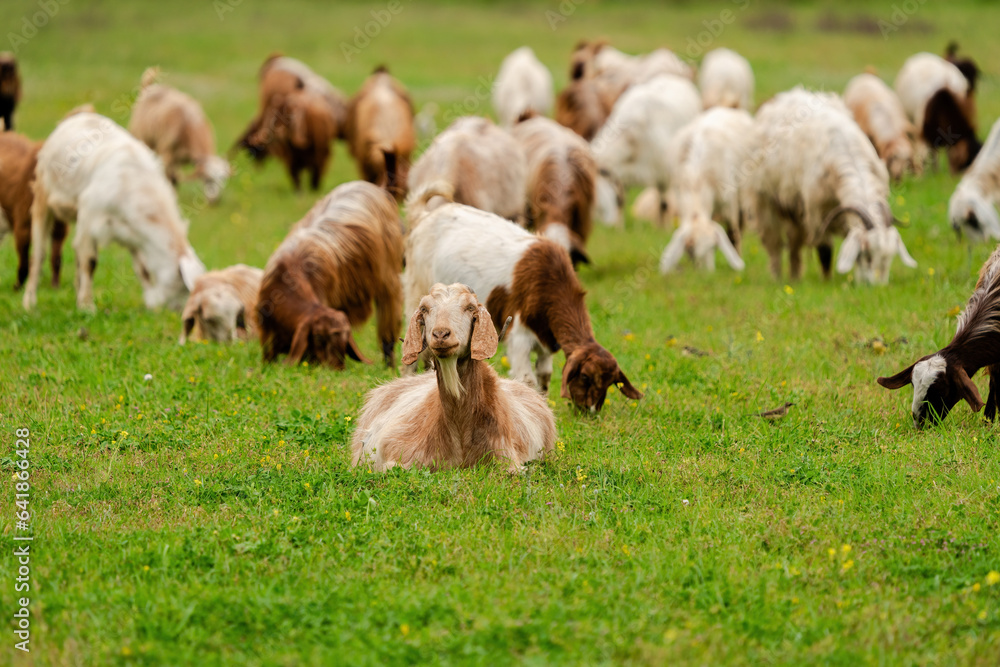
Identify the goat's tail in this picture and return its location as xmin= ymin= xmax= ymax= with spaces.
xmin=405 ymin=180 xmax=454 ymax=228
xmin=140 ymin=66 xmax=160 ymax=90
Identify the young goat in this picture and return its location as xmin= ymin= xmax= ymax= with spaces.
xmin=404 ymin=188 xmax=642 ymax=412
xmin=406 ymin=116 xmax=526 ymax=222
xmin=24 ymin=112 xmax=205 ymax=312
xmin=180 ymin=264 xmax=263 ymax=344
xmin=949 ymin=118 xmax=1000 ymax=242
xmin=352 ymin=283 xmax=556 ymax=472
xmin=511 ymin=115 xmax=597 ymax=266
xmin=0 ymin=132 xmax=67 ymax=288
xmin=257 ymin=181 xmax=403 ymax=368
xmin=129 ymin=68 xmax=231 ymax=204
xmin=878 ymin=244 xmax=1000 ymax=427
xmin=344 ymin=67 xmax=416 ymax=202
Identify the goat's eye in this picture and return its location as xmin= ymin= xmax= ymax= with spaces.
xmin=466 ymin=305 xmax=476 ymax=313
xmin=419 ymin=306 xmax=428 ymax=315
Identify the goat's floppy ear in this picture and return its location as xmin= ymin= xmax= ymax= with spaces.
xmin=953 ymin=365 xmax=985 ymax=412
xmin=713 ymin=222 xmax=745 ymax=271
xmin=470 ymin=304 xmax=499 ymax=360
xmin=892 ymin=228 xmax=918 ymax=268
xmin=179 ymin=301 xmax=198 ymax=344
xmin=615 ymin=368 xmax=644 ymax=400
xmin=659 ymin=227 xmax=690 ymax=274
xmin=400 ymin=309 xmax=425 ymax=366
xmin=345 ymin=331 xmax=373 ymax=365
xmin=835 ymin=230 xmax=863 ymax=274
xmin=561 ymin=352 xmax=582 ymax=399
xmin=877 ymin=363 xmax=916 ymax=390
xmin=286 ymin=320 xmax=311 ymax=366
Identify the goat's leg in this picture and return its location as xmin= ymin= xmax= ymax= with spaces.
xmin=985 ymin=364 xmax=1000 ymax=421
xmin=506 ymin=318 xmax=539 ymax=388
xmin=786 ymin=220 xmax=806 ymax=281
xmin=22 ymin=199 xmax=53 ymax=310
xmin=757 ymin=205 xmax=783 ymax=280
xmin=374 ymin=290 xmax=400 ymax=368
xmin=817 ymin=243 xmax=833 ymax=279
xmin=49 ymin=220 xmax=67 ymax=287
xmin=72 ymin=225 xmax=99 ymax=312
xmin=534 ymin=346 xmax=554 ymax=393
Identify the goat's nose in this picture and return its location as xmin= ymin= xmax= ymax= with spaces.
xmin=432 ymin=327 xmax=451 ymax=342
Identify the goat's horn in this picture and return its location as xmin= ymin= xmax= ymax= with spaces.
xmin=498 ymin=316 xmax=514 ymax=342
xmin=817 ymin=205 xmax=876 ymax=243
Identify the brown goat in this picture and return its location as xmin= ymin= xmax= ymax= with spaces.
xmin=922 ymin=88 xmax=981 ymax=174
xmin=555 ymin=76 xmax=614 ymax=141
xmin=0 ymin=52 xmax=20 ymax=131
xmin=344 ymin=67 xmax=416 ymax=202
xmin=511 ymin=115 xmax=596 ymax=266
xmin=0 ymin=133 xmax=66 ymax=288
xmin=257 ymin=181 xmax=403 ymax=368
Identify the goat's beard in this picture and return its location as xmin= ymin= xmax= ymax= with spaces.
xmin=435 ymin=356 xmax=464 ymax=399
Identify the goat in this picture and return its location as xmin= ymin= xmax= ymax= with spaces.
xmin=406 ymin=116 xmax=526 ymax=222
xmin=944 ymin=41 xmax=979 ymax=127
xmin=878 ymin=244 xmax=1000 ymax=427
xmin=922 ymin=88 xmax=981 ymax=174
xmin=180 ymin=264 xmax=263 ymax=343
xmin=949 ymin=118 xmax=1000 ymax=243
xmin=554 ymin=75 xmax=615 ymax=141
xmin=257 ymin=181 xmax=403 ymax=368
xmin=0 ymin=132 xmax=67 ymax=289
xmin=404 ymin=187 xmax=642 ymax=412
xmin=352 ymin=282 xmax=556 ymax=473
xmin=751 ymin=88 xmax=917 ymax=284
xmin=493 ymin=47 xmax=554 ymax=127
xmin=0 ymin=53 xmax=19 ymax=131
xmin=128 ymin=68 xmax=230 ymax=204
xmin=843 ymin=72 xmax=917 ymax=182
xmin=591 ymin=74 xmax=701 ymax=227
xmin=343 ymin=66 xmax=416 ymax=202
xmin=23 ymin=112 xmax=205 ymax=312
xmin=698 ymin=48 xmax=754 ymax=111
xmin=894 ymin=52 xmax=971 ymax=171
xmin=234 ymin=54 xmax=346 ymax=189
xmin=511 ymin=115 xmax=597 ymax=266
xmin=659 ymin=107 xmax=755 ymax=273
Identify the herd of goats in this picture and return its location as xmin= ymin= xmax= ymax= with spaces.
xmin=1 ymin=38 xmax=1000 ymax=471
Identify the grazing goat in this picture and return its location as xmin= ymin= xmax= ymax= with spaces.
xmin=493 ymin=47 xmax=554 ymax=126
xmin=698 ymin=48 xmax=754 ymax=111
xmin=0 ymin=53 xmax=19 ymax=131
xmin=751 ymin=88 xmax=917 ymax=284
xmin=0 ymin=132 xmax=67 ymax=288
xmin=344 ymin=67 xmax=416 ymax=202
xmin=234 ymin=54 xmax=347 ymax=190
xmin=352 ymin=282 xmax=556 ymax=472
xmin=843 ymin=72 xmax=917 ymax=182
xmin=404 ymin=189 xmax=642 ymax=412
xmin=406 ymin=116 xmax=526 ymax=222
xmin=949 ymin=118 xmax=1000 ymax=243
xmin=922 ymin=88 xmax=981 ymax=174
xmin=511 ymin=115 xmax=597 ymax=266
xmin=180 ymin=264 xmax=263 ymax=343
xmin=659 ymin=108 xmax=755 ymax=273
xmin=257 ymin=181 xmax=403 ymax=368
xmin=591 ymin=74 xmax=701 ymax=227
xmin=23 ymin=112 xmax=205 ymax=312
xmin=894 ymin=52 xmax=971 ymax=170
xmin=878 ymin=244 xmax=1000 ymax=427
xmin=129 ymin=68 xmax=230 ymax=204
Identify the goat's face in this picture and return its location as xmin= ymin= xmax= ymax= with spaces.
xmin=181 ymin=286 xmax=245 ymax=343
xmin=199 ymin=156 xmax=231 ymax=205
xmin=561 ymin=343 xmax=642 ymax=413
xmin=878 ymin=353 xmax=985 ymax=428
xmin=949 ymin=187 xmax=1000 ymax=243
xmin=834 ymin=206 xmax=916 ymax=285
xmin=401 ymin=283 xmax=497 ymax=365
xmin=287 ymin=308 xmax=369 ymax=369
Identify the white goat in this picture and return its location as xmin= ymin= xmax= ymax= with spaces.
xmin=352 ymin=282 xmax=556 ymax=473
xmin=949 ymin=117 xmax=1000 ymax=242
xmin=493 ymin=47 xmax=554 ymax=126
xmin=23 ymin=112 xmax=204 ymax=312
xmin=751 ymin=88 xmax=917 ymax=284
xmin=128 ymin=68 xmax=231 ymax=204
xmin=843 ymin=72 xmax=917 ymax=182
xmin=406 ymin=116 xmax=527 ymax=222
xmin=591 ymin=74 xmax=701 ymax=227
xmin=698 ymin=48 xmax=754 ymax=111
xmin=179 ymin=264 xmax=263 ymax=343
xmin=659 ymin=107 xmax=756 ymax=273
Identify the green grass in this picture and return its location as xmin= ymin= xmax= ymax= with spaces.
xmin=2 ymin=1 xmax=1000 ymax=664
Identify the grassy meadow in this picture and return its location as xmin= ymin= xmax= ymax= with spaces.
xmin=3 ymin=0 xmax=1000 ymax=664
